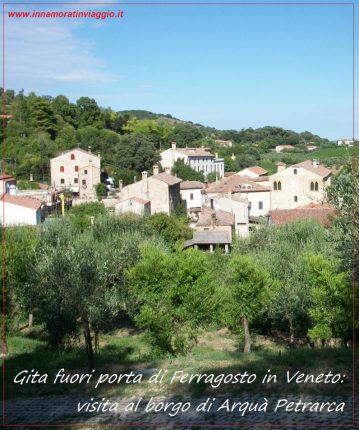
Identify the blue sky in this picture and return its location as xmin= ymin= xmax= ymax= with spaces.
xmin=2 ymin=1 xmax=355 ymax=139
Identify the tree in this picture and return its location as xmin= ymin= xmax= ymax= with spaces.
xmin=95 ymin=183 xmax=107 ymax=198
xmin=127 ymin=245 xmax=218 ymax=355
xmin=224 ymin=255 xmax=273 ymax=352
xmin=76 ymin=97 xmax=103 ymax=128
xmin=148 ymin=213 xmax=192 ymax=248
xmin=30 ymin=219 xmax=151 ymax=366
xmin=304 ymin=253 xmax=351 ymax=343
xmin=171 ymin=159 xmax=205 ymax=181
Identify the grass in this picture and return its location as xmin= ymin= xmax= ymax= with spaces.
xmin=2 ymin=326 xmax=353 ymax=401
xmin=261 ymin=145 xmax=358 ymax=167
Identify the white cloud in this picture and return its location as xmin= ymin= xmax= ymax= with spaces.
xmin=5 ymin=16 xmax=115 ymax=85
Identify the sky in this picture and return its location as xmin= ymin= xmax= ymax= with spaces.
xmin=2 ymin=1 xmax=356 ymax=140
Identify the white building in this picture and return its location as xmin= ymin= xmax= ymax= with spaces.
xmin=269 ymin=160 xmax=332 ymax=210
xmin=50 ymin=148 xmax=101 ymax=199
xmin=180 ymin=181 xmax=205 ymax=211
xmin=0 ymin=173 xmax=16 ymax=194
xmin=160 ymin=143 xmax=224 ymax=178
xmin=205 ymin=175 xmax=271 ymax=217
xmin=275 ymin=144 xmax=295 ymax=153
xmin=337 ymin=139 xmax=354 ymax=147
xmin=119 ymin=171 xmax=182 ymax=215
xmin=0 ymin=194 xmax=43 ymax=226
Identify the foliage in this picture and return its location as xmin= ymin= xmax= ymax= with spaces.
xmin=171 ymin=158 xmax=205 ymax=181
xmin=127 ymin=245 xmax=219 ymax=355
xmin=304 ymin=253 xmax=351 ymax=342
xmin=223 ymin=255 xmax=273 ymax=352
xmin=148 ymin=212 xmax=192 ymax=247
xmin=16 ymin=180 xmax=40 ymax=190
xmin=68 ymin=202 xmax=107 ymax=230
xmin=95 ymin=182 xmax=107 ymax=198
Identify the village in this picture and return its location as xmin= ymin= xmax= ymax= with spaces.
xmin=0 ymin=141 xmax=338 ymax=251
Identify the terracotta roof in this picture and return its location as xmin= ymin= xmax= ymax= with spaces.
xmin=52 ymin=148 xmax=100 ymax=160
xmin=250 ymin=176 xmax=269 ymax=182
xmin=152 ymin=173 xmax=182 ymax=186
xmin=196 ymin=206 xmax=234 ymax=227
xmin=0 ymin=173 xmax=15 ymax=180
xmin=0 ymin=194 xmax=42 ymax=210
xmin=293 ymin=160 xmax=332 ymax=178
xmin=206 ymin=175 xmax=270 ymax=194
xmin=269 ymin=204 xmax=336 ymax=228
xmin=245 ymin=166 xmax=268 ymax=176
xmin=180 ymin=181 xmax=205 ymax=190
xmin=224 ymin=172 xmax=236 ymax=177
xmin=211 ymin=194 xmax=249 ymax=204
xmin=184 ymin=230 xmax=231 ymax=247
xmin=177 ymin=147 xmax=214 ymax=157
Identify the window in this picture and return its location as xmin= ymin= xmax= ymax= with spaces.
xmin=248 ymin=202 xmax=252 ymax=210
xmin=315 ymin=182 xmax=319 ymax=191
xmin=294 ymin=196 xmax=298 ymax=202
xmin=74 ymin=165 xmax=79 ymax=172
xmin=74 ymin=178 xmax=78 ymax=184
xmin=278 ymin=181 xmax=282 ymax=190
xmin=70 ymin=154 xmax=75 ymax=160
xmin=60 ymin=166 xmax=64 ymax=173
xmin=293 ymin=169 xmax=297 ymax=175
xmin=84 ymin=169 xmax=88 ymax=175
xmin=310 ymin=181 xmax=314 ymax=191
xmin=60 ymin=178 xmax=65 ymax=184
xmin=82 ymin=179 xmax=87 ymax=186
xmin=190 ymin=193 xmax=194 ymax=200
xmin=273 ymin=181 xmax=278 ymax=190
xmin=258 ymin=201 xmax=263 ymax=210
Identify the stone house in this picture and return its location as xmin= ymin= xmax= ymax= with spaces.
xmin=119 ymin=172 xmax=181 ymax=215
xmin=50 ymin=148 xmax=101 ymax=199
xmin=269 ymin=160 xmax=332 ymax=210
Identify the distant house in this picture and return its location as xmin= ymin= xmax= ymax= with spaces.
xmin=275 ymin=144 xmax=295 ymax=153
xmin=337 ymin=139 xmax=354 ymax=147
xmin=119 ymin=171 xmax=181 ymax=215
xmin=0 ymin=194 xmax=43 ymax=226
xmin=160 ymin=142 xmax=224 ymax=178
xmin=50 ymin=148 xmax=101 ymax=199
xmin=180 ymin=181 xmax=205 ymax=211
xmin=237 ymin=166 xmax=268 ymax=178
xmin=205 ymin=175 xmax=270 ymax=217
xmin=0 ymin=173 xmax=16 ymax=194
xmin=306 ymin=144 xmax=317 ymax=152
xmin=214 ymin=139 xmax=233 ymax=148
xmin=269 ymin=160 xmax=332 ymax=210
xmin=268 ymin=203 xmax=336 ymax=228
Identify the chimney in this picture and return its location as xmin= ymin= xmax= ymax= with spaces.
xmin=142 ymin=171 xmax=148 ymax=181
xmin=312 ymin=159 xmax=320 ymax=168
xmin=153 ymin=164 xmax=159 ymax=175
xmin=134 ymin=175 xmax=137 ymax=183
xmin=88 ymin=146 xmax=92 ymax=153
xmin=119 ymin=180 xmax=123 ymax=191
xmin=165 ymin=167 xmax=171 ymax=174
xmin=171 ymin=142 xmax=176 ymax=150
xmin=97 ymin=152 xmax=101 ymax=158
xmin=215 ymin=152 xmax=218 ymax=159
